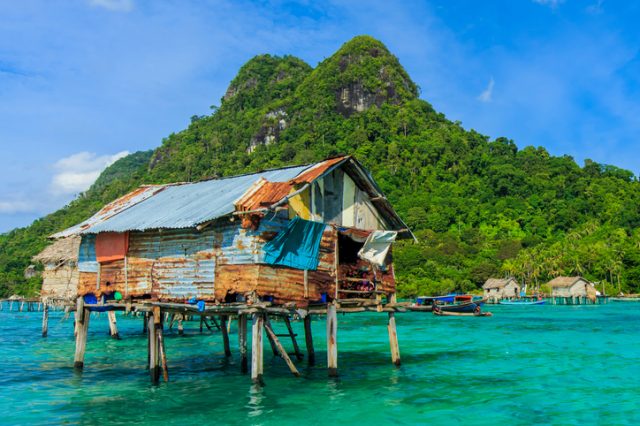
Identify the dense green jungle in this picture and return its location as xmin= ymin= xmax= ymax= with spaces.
xmin=2 ymin=36 xmax=639 ymax=298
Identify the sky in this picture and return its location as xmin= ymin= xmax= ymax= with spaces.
xmin=1 ymin=0 xmax=640 ymax=232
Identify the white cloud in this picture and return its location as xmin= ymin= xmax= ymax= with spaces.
xmin=0 ymin=200 xmax=35 ymax=214
xmin=88 ymin=0 xmax=134 ymax=12
xmin=50 ymin=151 xmax=129 ymax=195
xmin=477 ymin=78 xmax=495 ymax=102
xmin=533 ymin=0 xmax=564 ymax=8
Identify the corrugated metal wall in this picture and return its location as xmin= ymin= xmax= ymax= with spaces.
xmin=78 ymin=234 xmax=98 ymax=273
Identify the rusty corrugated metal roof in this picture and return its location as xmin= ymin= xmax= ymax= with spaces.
xmin=52 ymin=185 xmax=168 ymax=239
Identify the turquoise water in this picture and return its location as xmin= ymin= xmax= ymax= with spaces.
xmin=1 ymin=303 xmax=638 ymax=425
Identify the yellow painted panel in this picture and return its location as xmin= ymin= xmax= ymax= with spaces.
xmin=288 ymin=186 xmax=311 ymax=220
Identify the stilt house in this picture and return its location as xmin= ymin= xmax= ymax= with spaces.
xmin=547 ymin=276 xmax=596 ymax=298
xmin=53 ymin=156 xmax=412 ymax=307
xmin=482 ymin=277 xmax=520 ymax=302
xmin=32 ymin=236 xmax=81 ymax=301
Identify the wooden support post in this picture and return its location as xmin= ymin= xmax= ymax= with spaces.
xmin=327 ymin=303 xmax=338 ymax=377
xmin=220 ymin=315 xmax=231 ymax=357
xmin=238 ymin=314 xmax=248 ymax=373
xmin=9 ymin=301 xmax=13 ymax=311
xmin=157 ymin=311 xmax=169 ymax=383
xmin=74 ymin=298 xmax=90 ymax=370
xmin=177 ymin=314 xmax=184 ymax=336
xmin=304 ymin=314 xmax=315 ymax=366
xmin=264 ymin=319 xmax=300 ymax=377
xmin=251 ymin=313 xmax=264 ymax=385
xmin=143 ymin=313 xmax=148 ymax=334
xmin=42 ymin=302 xmax=49 ymax=338
xmin=107 ymin=310 xmax=120 ymax=340
xmin=284 ymin=316 xmax=303 ymax=360
xmin=20 ymin=301 xmax=24 ymax=312
xmin=210 ymin=316 xmax=221 ymax=330
xmin=148 ymin=307 xmax=160 ymax=384
xmin=199 ymin=316 xmax=204 ymax=333
xmin=264 ymin=317 xmax=279 ymax=356
xmin=388 ymin=312 xmax=401 ymax=367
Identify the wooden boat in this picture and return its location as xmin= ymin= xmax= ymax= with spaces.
xmin=438 ymin=298 xmax=487 ymax=313
xmin=434 ymin=310 xmax=493 ymax=317
xmin=408 ymin=295 xmax=456 ymax=312
xmin=500 ymin=300 xmax=545 ymax=305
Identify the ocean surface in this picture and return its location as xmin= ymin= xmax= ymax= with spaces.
xmin=0 ymin=302 xmax=638 ymax=425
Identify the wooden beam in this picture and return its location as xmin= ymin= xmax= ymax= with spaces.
xmin=388 ymin=312 xmax=401 ymax=367
xmin=238 ymin=314 xmax=248 ymax=373
xmin=264 ymin=317 xmax=279 ymax=356
xmin=304 ymin=315 xmax=315 ymax=366
xmin=148 ymin=308 xmax=160 ymax=384
xmin=251 ymin=313 xmax=264 ymax=385
xmin=284 ymin=316 xmax=303 ymax=360
xmin=264 ymin=319 xmax=300 ymax=377
xmin=327 ymin=303 xmax=338 ymax=377
xmin=107 ymin=310 xmax=120 ymax=340
xmin=220 ymin=315 xmax=231 ymax=357
xmin=41 ymin=302 xmax=49 ymax=338
xmin=74 ymin=298 xmax=90 ymax=370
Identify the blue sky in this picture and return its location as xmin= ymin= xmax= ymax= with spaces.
xmin=1 ymin=0 xmax=639 ymax=232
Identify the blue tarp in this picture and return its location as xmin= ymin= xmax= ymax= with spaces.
xmin=263 ymin=217 xmax=326 ymax=270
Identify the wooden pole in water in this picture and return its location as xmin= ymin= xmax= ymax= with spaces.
xmin=143 ymin=312 xmax=148 ymax=334
xmin=304 ymin=314 xmax=315 ymax=366
xmin=42 ymin=302 xmax=49 ymax=338
xmin=251 ymin=313 xmax=264 ymax=385
xmin=74 ymin=298 xmax=90 ymax=370
xmin=107 ymin=310 xmax=120 ymax=340
xmin=238 ymin=314 xmax=248 ymax=373
xmin=148 ymin=307 xmax=160 ymax=384
xmin=388 ymin=312 xmax=401 ymax=367
xmin=177 ymin=314 xmax=184 ymax=336
xmin=264 ymin=318 xmax=300 ymax=377
xmin=220 ymin=315 xmax=231 ymax=357
xmin=157 ymin=309 xmax=169 ymax=383
xmin=284 ymin=316 xmax=303 ymax=361
xmin=327 ymin=302 xmax=338 ymax=377
xmin=199 ymin=316 xmax=204 ymax=333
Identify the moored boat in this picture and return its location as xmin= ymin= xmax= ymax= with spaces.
xmin=433 ymin=309 xmax=493 ymax=317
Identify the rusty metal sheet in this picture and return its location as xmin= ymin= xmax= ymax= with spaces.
xmin=290 ymin=156 xmax=349 ymax=184
xmin=234 ymin=178 xmax=293 ymax=212
xmin=78 ymin=272 xmax=98 ymax=296
xmin=152 ymin=257 xmax=215 ymax=300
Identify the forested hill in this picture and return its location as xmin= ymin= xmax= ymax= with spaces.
xmin=2 ymin=35 xmax=640 ymax=297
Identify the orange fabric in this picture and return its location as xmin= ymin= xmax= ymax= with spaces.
xmin=95 ymin=232 xmax=129 ymax=263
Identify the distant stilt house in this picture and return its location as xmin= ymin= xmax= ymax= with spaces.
xmin=32 ymin=236 xmax=81 ymax=302
xmin=547 ymin=276 xmax=597 ymax=299
xmin=482 ymin=277 xmax=520 ymax=302
xmin=53 ymin=156 xmax=412 ymax=306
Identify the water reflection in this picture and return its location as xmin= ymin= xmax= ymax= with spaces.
xmin=247 ymin=383 xmax=265 ymax=418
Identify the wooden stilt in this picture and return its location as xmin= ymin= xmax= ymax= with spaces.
xmin=284 ymin=316 xmax=303 ymax=361
xmin=148 ymin=308 xmax=160 ymax=384
xmin=388 ymin=312 xmax=401 ymax=367
xmin=143 ymin=313 xmax=148 ymax=334
xmin=157 ymin=313 xmax=169 ymax=383
xmin=177 ymin=314 xmax=184 ymax=336
xmin=238 ymin=314 xmax=248 ymax=373
xmin=251 ymin=313 xmax=264 ymax=385
xmin=199 ymin=316 xmax=204 ymax=333
xmin=327 ymin=303 xmax=338 ymax=377
xmin=168 ymin=313 xmax=176 ymax=330
xmin=264 ymin=317 xmax=279 ymax=356
xmin=304 ymin=315 xmax=315 ymax=366
xmin=19 ymin=301 xmax=24 ymax=312
xmin=42 ymin=302 xmax=49 ymax=338
xmin=107 ymin=310 xmax=120 ymax=339
xmin=264 ymin=319 xmax=300 ymax=377
xmin=9 ymin=301 xmax=13 ymax=311
xmin=220 ymin=315 xmax=231 ymax=357
xmin=203 ymin=317 xmax=214 ymax=332
xmin=74 ymin=298 xmax=90 ymax=370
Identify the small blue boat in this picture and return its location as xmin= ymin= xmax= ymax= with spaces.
xmin=500 ymin=300 xmax=545 ymax=305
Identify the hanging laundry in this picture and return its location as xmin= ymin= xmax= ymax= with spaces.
xmin=95 ymin=232 xmax=129 ymax=263
xmin=263 ymin=217 xmax=326 ymax=270
xmin=357 ymin=230 xmax=397 ymax=267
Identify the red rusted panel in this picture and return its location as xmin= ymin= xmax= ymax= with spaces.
xmin=78 ymin=272 xmax=98 ymax=296
xmin=290 ymin=156 xmax=349 ymax=184
xmin=235 ymin=179 xmax=293 ymax=212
